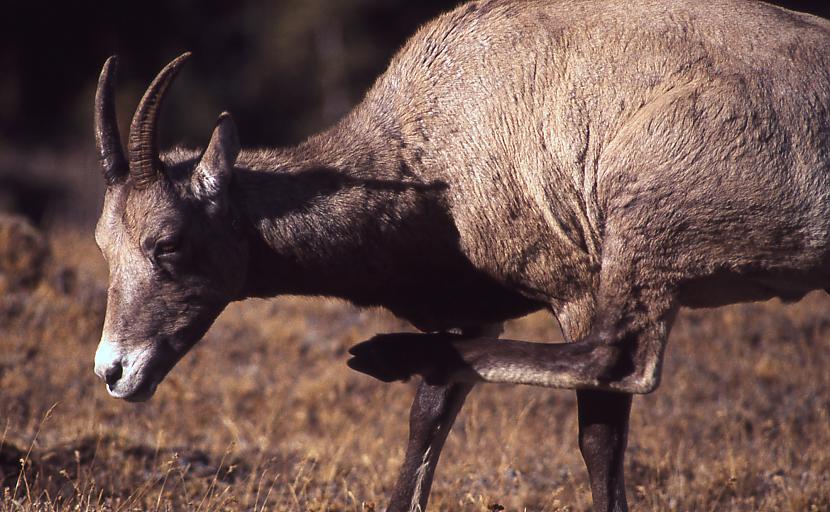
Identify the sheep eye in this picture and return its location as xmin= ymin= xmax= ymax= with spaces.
xmin=155 ymin=239 xmax=179 ymax=256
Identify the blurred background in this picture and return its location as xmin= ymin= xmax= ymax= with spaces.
xmin=1 ymin=0 xmax=459 ymax=226
xmin=1 ymin=0 xmax=829 ymax=227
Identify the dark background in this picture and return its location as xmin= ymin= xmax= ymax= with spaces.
xmin=1 ymin=1 xmax=828 ymax=224
xmin=1 ymin=0 xmax=460 ymax=150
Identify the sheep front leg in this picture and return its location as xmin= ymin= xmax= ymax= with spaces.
xmin=387 ymin=381 xmax=473 ymax=512
xmin=387 ymin=323 xmax=502 ymax=512
xmin=348 ymin=250 xmax=677 ymax=394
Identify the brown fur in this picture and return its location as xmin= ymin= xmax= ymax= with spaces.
xmin=92 ymin=1 xmax=830 ymax=510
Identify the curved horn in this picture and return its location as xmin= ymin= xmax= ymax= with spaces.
xmin=95 ymin=56 xmax=128 ymax=186
xmin=128 ymin=52 xmax=191 ymax=189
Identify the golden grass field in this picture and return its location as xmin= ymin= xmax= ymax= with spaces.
xmin=2 ymin=223 xmax=830 ymax=511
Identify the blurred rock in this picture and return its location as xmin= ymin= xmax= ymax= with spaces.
xmin=0 ymin=214 xmax=49 ymax=294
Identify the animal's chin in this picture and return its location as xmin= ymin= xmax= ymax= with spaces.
xmin=107 ymin=373 xmax=161 ymax=402
xmin=124 ymin=381 xmax=159 ymax=402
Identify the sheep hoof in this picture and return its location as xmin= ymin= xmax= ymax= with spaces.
xmin=347 ymin=332 xmax=465 ymax=385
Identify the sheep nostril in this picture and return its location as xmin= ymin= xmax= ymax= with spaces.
xmin=104 ymin=363 xmax=123 ymax=387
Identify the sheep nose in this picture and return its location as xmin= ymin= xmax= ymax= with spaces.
xmin=103 ymin=362 xmax=123 ymax=387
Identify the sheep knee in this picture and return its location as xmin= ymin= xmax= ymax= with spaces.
xmin=602 ymin=347 xmax=662 ymax=394
xmin=588 ymin=330 xmax=664 ymax=395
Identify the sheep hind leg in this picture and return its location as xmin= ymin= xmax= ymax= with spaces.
xmin=578 ymin=389 xmax=632 ymax=512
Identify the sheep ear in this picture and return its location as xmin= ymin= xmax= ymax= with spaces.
xmin=192 ymin=112 xmax=240 ymax=206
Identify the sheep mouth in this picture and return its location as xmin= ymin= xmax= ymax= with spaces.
xmin=105 ymin=342 xmax=177 ymax=402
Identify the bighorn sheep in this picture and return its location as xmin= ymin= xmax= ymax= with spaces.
xmin=92 ymin=1 xmax=830 ymax=510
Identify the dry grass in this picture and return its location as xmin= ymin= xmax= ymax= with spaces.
xmin=1 ymin=227 xmax=830 ymax=511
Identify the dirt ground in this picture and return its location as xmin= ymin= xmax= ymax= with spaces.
xmin=1 ymin=226 xmax=829 ymax=511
